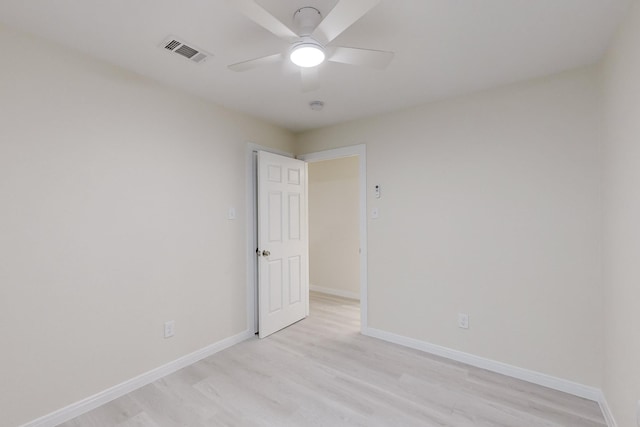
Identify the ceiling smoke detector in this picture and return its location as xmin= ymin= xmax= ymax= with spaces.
xmin=309 ymin=101 xmax=325 ymax=111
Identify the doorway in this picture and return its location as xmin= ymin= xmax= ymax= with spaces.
xmin=298 ymin=145 xmax=368 ymax=330
xmin=246 ymin=144 xmax=368 ymax=335
xmin=308 ymin=156 xmax=360 ymax=300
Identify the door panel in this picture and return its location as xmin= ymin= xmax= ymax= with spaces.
xmin=289 ymin=256 xmax=302 ymax=304
xmin=268 ymin=192 xmax=282 ymax=242
xmin=258 ymin=151 xmax=309 ymax=338
xmin=288 ymin=194 xmax=301 ymax=240
xmin=268 ymin=259 xmax=283 ymax=313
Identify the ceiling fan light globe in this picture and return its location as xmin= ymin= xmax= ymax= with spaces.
xmin=290 ymin=44 xmax=325 ymax=68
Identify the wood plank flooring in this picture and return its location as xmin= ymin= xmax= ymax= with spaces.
xmin=60 ymin=292 xmax=606 ymax=426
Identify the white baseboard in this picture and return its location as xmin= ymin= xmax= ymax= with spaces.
xmin=597 ymin=392 xmax=618 ymax=427
xmin=20 ymin=330 xmax=254 ymax=427
xmin=310 ymin=285 xmax=360 ymax=301
xmin=20 ymin=324 xmax=617 ymax=427
xmin=363 ymin=327 xmax=602 ymax=402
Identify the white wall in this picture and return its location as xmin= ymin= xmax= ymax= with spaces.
xmin=0 ymin=24 xmax=294 ymax=427
xmin=296 ymin=66 xmax=604 ymax=388
xmin=308 ymin=157 xmax=360 ymax=299
xmin=602 ymin=1 xmax=640 ymax=426
xmin=1 ymin=14 xmax=624 ymax=426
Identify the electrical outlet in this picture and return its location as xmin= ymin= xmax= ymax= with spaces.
xmin=164 ymin=320 xmax=175 ymax=339
xmin=458 ymin=313 xmax=469 ymax=329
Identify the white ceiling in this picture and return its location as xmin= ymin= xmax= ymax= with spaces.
xmin=0 ymin=0 xmax=631 ymax=132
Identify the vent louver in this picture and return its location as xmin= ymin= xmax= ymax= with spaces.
xmin=161 ymin=36 xmax=212 ymax=64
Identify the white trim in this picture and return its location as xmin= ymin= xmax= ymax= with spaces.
xmin=304 ymin=161 xmax=310 ymax=317
xmin=363 ymin=327 xmax=603 ymax=402
xmin=245 ymin=142 xmax=294 ymax=334
xmin=297 ymin=144 xmax=368 ymax=332
xmin=246 ymin=141 xmax=292 ymax=159
xmin=597 ymin=392 xmax=618 ymax=427
xmin=297 ymin=145 xmax=364 ymax=162
xmin=20 ymin=330 xmax=254 ymax=427
xmin=310 ymin=284 xmax=360 ymax=301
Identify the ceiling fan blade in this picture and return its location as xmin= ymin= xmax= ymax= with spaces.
xmin=230 ymin=0 xmax=299 ymax=40
xmin=300 ymin=67 xmax=320 ymax=93
xmin=328 ymin=46 xmax=394 ymax=69
xmin=311 ymin=0 xmax=380 ymax=45
xmin=228 ymin=53 xmax=283 ymax=72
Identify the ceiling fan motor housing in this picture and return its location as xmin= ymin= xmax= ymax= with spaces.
xmin=227 ymin=1 xmax=394 ymax=86
xmin=293 ymin=7 xmax=322 ymax=36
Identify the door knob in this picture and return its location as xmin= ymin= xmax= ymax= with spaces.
xmin=262 ymin=250 xmax=271 ymax=257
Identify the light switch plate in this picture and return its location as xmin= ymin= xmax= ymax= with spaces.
xmin=458 ymin=313 xmax=469 ymax=329
xmin=164 ymin=320 xmax=175 ymax=338
xmin=227 ymin=207 xmax=236 ymax=220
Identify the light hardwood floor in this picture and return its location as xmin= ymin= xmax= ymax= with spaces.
xmin=60 ymin=292 xmax=606 ymax=426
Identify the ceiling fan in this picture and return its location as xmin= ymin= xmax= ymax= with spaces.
xmin=227 ymin=0 xmax=395 ymax=92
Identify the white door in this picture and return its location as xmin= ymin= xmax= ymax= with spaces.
xmin=257 ymin=151 xmax=309 ymax=338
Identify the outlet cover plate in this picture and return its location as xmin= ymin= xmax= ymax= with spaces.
xmin=164 ymin=320 xmax=175 ymax=338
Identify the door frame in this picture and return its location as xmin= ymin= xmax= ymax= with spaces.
xmin=246 ymin=143 xmax=368 ymax=334
xmin=297 ymin=144 xmax=368 ymax=332
xmin=245 ymin=142 xmax=294 ymax=334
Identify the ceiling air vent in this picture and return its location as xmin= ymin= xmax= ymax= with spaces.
xmin=161 ymin=36 xmax=212 ymax=64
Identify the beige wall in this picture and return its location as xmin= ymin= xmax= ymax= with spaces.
xmin=5 ymin=11 xmax=636 ymax=426
xmin=0 ymin=24 xmax=294 ymax=427
xmin=296 ymin=66 xmax=604 ymax=388
xmin=602 ymin=1 xmax=640 ymax=426
xmin=308 ymin=157 xmax=360 ymax=299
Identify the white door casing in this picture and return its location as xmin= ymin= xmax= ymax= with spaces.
xmin=257 ymin=151 xmax=309 ymax=338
